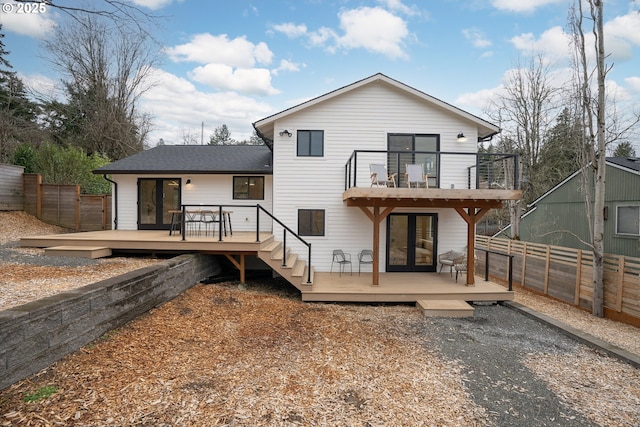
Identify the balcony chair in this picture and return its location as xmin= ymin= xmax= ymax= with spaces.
xmin=331 ymin=249 xmax=352 ymax=276
xmin=453 ymin=255 xmax=467 ymax=282
xmin=438 ymin=250 xmax=465 ymax=277
xmin=358 ymin=249 xmax=374 ymax=275
xmin=405 ymin=163 xmax=428 ymax=188
xmin=369 ymin=163 xmax=397 ymax=188
xmin=184 ymin=210 xmax=202 ymax=236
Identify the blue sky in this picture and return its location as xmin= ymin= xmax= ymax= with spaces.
xmin=1 ymin=0 xmax=639 ymax=148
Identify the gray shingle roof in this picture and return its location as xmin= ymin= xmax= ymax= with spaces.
xmin=93 ymin=144 xmax=273 ymax=174
xmin=607 ymin=157 xmax=640 ymax=173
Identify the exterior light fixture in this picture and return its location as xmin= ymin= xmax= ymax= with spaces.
xmin=456 ymin=132 xmax=468 ymax=142
xmin=279 ymin=130 xmax=292 ymax=137
xmin=186 ymin=179 xmax=192 ymax=185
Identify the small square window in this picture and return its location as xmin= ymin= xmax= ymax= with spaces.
xmin=298 ymin=209 xmax=325 ymax=236
xmin=297 ymin=130 xmax=324 ymax=157
xmin=233 ymin=176 xmax=264 ymax=200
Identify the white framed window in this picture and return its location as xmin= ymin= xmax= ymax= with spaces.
xmin=616 ymin=205 xmax=640 ymax=236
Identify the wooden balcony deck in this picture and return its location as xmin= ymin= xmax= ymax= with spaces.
xmin=20 ymin=230 xmax=513 ymax=304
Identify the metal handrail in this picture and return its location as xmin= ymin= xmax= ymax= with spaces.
xmin=256 ymin=204 xmax=312 ymax=284
xmin=475 ymin=247 xmax=514 ymax=291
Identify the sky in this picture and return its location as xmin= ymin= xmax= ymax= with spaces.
xmin=1 ymin=0 xmax=639 ymax=149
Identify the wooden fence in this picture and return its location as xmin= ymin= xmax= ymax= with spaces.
xmin=23 ymin=174 xmax=112 ymax=231
xmin=476 ymin=235 xmax=640 ymax=327
xmin=0 ymin=164 xmax=25 ymax=211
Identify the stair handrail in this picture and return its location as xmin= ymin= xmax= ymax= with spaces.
xmin=256 ymin=204 xmax=312 ymax=284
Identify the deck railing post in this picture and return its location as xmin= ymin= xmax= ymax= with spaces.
xmin=218 ymin=205 xmax=223 ymax=242
xmin=508 ymin=254 xmax=513 ymax=291
xmin=181 ymin=205 xmax=186 ymax=241
xmin=484 ymin=251 xmax=489 ymax=281
xmin=307 ymin=244 xmax=311 ymax=283
xmin=255 ymin=205 xmax=260 ymax=242
xmin=282 ymin=230 xmax=287 ymax=267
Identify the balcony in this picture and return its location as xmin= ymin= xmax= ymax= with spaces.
xmin=345 ymin=150 xmax=520 ymax=191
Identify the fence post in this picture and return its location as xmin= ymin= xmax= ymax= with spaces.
xmin=574 ymin=249 xmax=582 ymax=305
xmin=543 ymin=246 xmax=551 ymax=295
xmin=616 ymin=256 xmax=625 ymax=312
xmin=75 ymin=185 xmax=81 ymax=231
xmin=521 ymin=242 xmax=528 ymax=289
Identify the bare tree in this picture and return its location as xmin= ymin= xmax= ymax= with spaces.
xmin=42 ymin=13 xmax=159 ymax=159
xmin=486 ymin=55 xmax=561 ymax=238
xmin=569 ymin=0 xmax=607 ymax=317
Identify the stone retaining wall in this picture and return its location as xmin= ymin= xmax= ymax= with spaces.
xmin=0 ymin=254 xmax=221 ymax=390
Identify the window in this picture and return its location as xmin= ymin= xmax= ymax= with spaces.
xmin=616 ymin=205 xmax=640 ymax=235
xmin=297 ymin=130 xmax=324 ymax=157
xmin=298 ymin=209 xmax=325 ymax=236
xmin=233 ymin=176 xmax=264 ymax=200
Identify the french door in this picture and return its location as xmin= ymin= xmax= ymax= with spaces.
xmin=388 ymin=134 xmax=439 ymax=188
xmin=386 ymin=213 xmax=437 ymax=272
xmin=138 ymin=178 xmax=181 ymax=230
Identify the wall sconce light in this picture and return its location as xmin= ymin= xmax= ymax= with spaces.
xmin=279 ymin=129 xmax=292 ymax=137
xmin=185 ymin=179 xmax=192 ymax=185
xmin=456 ymin=132 xmax=468 ymax=142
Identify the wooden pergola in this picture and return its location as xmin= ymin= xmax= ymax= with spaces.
xmin=343 ymin=187 xmax=522 ymax=286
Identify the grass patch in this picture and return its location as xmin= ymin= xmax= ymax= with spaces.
xmin=23 ymin=385 xmax=58 ymax=403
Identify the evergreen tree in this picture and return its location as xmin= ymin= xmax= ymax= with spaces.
xmin=0 ymin=25 xmax=40 ymax=162
xmin=612 ymin=141 xmax=636 ymax=158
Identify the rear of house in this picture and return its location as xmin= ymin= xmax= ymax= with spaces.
xmin=254 ymin=73 xmax=518 ymax=277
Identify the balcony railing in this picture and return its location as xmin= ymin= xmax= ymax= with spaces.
xmin=344 ymin=150 xmax=520 ymax=191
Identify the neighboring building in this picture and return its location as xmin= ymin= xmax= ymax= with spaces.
xmin=95 ymin=73 xmax=521 ymax=285
xmin=497 ymin=157 xmax=640 ymax=258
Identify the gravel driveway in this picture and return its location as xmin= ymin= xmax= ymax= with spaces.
xmin=417 ymin=304 xmax=602 ymax=426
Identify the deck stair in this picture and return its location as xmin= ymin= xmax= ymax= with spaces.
xmin=44 ymin=245 xmax=112 ymax=259
xmin=416 ymin=299 xmax=474 ymax=318
xmin=258 ymin=237 xmax=313 ymax=290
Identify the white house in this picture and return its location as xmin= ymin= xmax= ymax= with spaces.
xmin=95 ymin=73 xmax=521 ymax=287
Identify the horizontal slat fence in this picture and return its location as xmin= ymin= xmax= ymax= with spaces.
xmin=23 ymin=174 xmax=112 ymax=231
xmin=0 ymin=164 xmax=24 ymax=210
xmin=476 ymin=236 xmax=640 ymax=326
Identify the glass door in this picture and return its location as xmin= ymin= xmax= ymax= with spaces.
xmin=138 ymin=178 xmax=181 ymax=230
xmin=386 ymin=213 xmax=437 ymax=272
xmin=388 ymin=134 xmax=439 ymax=188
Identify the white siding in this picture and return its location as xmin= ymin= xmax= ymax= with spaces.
xmin=272 ymin=81 xmax=476 ymax=272
xmin=110 ymin=174 xmax=273 ymax=231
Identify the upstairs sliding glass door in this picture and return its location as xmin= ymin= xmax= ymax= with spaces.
xmin=388 ymin=134 xmax=439 ymax=188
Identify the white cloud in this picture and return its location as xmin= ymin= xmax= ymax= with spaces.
xmin=18 ymin=72 xmax=62 ymax=101
xmin=274 ymin=6 xmax=410 ymax=59
xmin=604 ymin=13 xmax=640 ymax=61
xmin=0 ymin=1 xmax=56 ymax=38
xmin=510 ymin=26 xmax=572 ymax=65
xmin=376 ymin=0 xmax=420 ymax=17
xmin=130 ymin=0 xmax=177 ymax=10
xmin=491 ymin=0 xmax=565 ymax=13
xmin=625 ymin=77 xmax=640 ymax=93
xmin=335 ymin=7 xmax=409 ymax=59
xmin=190 ymin=64 xmax=279 ymax=96
xmin=463 ymin=28 xmax=492 ymax=49
xmin=271 ymin=59 xmax=305 ymax=76
xmin=140 ymin=68 xmax=273 ymax=144
xmin=272 ymin=23 xmax=308 ymax=38
xmin=166 ymin=33 xmax=274 ymax=67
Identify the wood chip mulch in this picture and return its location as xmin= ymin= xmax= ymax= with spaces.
xmin=1 ymin=283 xmax=489 ymax=426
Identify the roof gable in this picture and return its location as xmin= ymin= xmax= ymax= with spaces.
xmin=93 ymin=144 xmax=273 ymax=175
xmin=253 ymin=73 xmax=500 ymax=144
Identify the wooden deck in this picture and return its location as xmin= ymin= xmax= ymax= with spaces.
xmin=20 ymin=230 xmax=513 ymax=304
xmin=302 ymin=271 xmax=513 ymax=302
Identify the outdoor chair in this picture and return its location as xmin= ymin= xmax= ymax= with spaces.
xmin=405 ymin=163 xmax=428 ymax=188
xmin=358 ymin=249 xmax=374 ymax=275
xmin=438 ymin=250 xmax=465 ymax=277
xmin=200 ymin=210 xmax=219 ymax=237
xmin=369 ymin=164 xmax=397 ymax=188
xmin=331 ymin=249 xmax=352 ymax=276
xmin=184 ymin=210 xmax=202 ymax=236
